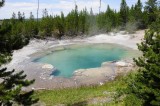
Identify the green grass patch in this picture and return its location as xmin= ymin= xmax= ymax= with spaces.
xmin=35 ymin=75 xmax=128 ymax=106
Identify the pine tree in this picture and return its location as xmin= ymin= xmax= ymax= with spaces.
xmin=135 ymin=0 xmax=143 ymax=16
xmin=0 ymin=68 xmax=38 ymax=105
xmin=11 ymin=12 xmax=17 ymax=24
xmin=106 ymin=5 xmax=117 ymax=29
xmin=22 ymin=12 xmax=25 ymax=21
xmin=0 ymin=0 xmax=4 ymax=7
xmin=74 ymin=5 xmax=79 ymax=35
xmin=30 ymin=12 xmax=34 ymax=20
xmin=12 ymin=12 xmax=16 ymax=19
xmin=79 ymin=9 xmax=86 ymax=34
xmin=104 ymin=5 xmax=113 ymax=32
xmin=60 ymin=11 xmax=65 ymax=36
xmin=42 ymin=8 xmax=48 ymax=18
xmin=88 ymin=7 xmax=96 ymax=30
xmin=120 ymin=0 xmax=129 ymax=27
xmin=128 ymin=5 xmax=136 ymax=21
xmin=134 ymin=0 xmax=144 ymax=29
xmin=65 ymin=12 xmax=74 ymax=36
xmin=144 ymin=0 xmax=158 ymax=25
xmin=53 ymin=15 xmax=64 ymax=39
xmin=126 ymin=18 xmax=160 ymax=105
xmin=18 ymin=11 xmax=23 ymax=22
xmin=40 ymin=10 xmax=54 ymax=37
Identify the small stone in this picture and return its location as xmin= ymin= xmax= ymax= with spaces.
xmin=42 ymin=64 xmax=54 ymax=69
xmin=99 ymin=82 xmax=104 ymax=86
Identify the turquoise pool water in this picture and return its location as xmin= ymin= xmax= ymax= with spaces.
xmin=34 ymin=44 xmax=136 ymax=78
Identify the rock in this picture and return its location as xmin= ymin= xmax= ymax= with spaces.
xmin=32 ymin=101 xmax=46 ymax=106
xmin=88 ymin=97 xmax=113 ymax=105
xmin=103 ymin=91 xmax=116 ymax=95
xmin=42 ymin=64 xmax=54 ymax=69
xmin=115 ymin=61 xmax=134 ymax=67
xmin=73 ymin=69 xmax=84 ymax=76
xmin=128 ymin=63 xmax=133 ymax=67
xmin=49 ymin=76 xmax=54 ymax=80
xmin=115 ymin=61 xmax=127 ymax=67
xmin=101 ymin=61 xmax=112 ymax=67
xmin=99 ymin=82 xmax=104 ymax=86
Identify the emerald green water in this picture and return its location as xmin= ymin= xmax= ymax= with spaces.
xmin=34 ymin=44 xmax=136 ymax=78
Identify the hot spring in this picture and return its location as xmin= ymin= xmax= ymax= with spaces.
xmin=33 ymin=43 xmax=138 ymax=78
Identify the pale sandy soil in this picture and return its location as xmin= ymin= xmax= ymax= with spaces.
xmin=2 ymin=30 xmax=145 ymax=90
xmin=86 ymin=30 xmax=144 ymax=49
